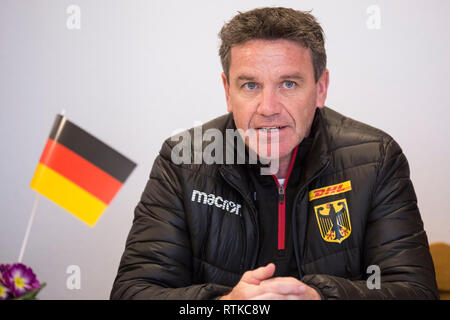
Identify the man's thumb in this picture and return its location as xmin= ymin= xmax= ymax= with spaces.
xmin=241 ymin=263 xmax=275 ymax=285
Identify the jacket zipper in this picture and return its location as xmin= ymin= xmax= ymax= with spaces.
xmin=272 ymin=146 xmax=298 ymax=256
xmin=277 ymin=183 xmax=286 ymax=255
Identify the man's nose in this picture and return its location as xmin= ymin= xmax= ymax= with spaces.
xmin=256 ymin=87 xmax=282 ymax=116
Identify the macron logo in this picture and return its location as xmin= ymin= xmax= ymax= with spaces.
xmin=191 ymin=189 xmax=242 ymax=216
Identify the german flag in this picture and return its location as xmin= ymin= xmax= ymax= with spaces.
xmin=30 ymin=115 xmax=136 ymax=227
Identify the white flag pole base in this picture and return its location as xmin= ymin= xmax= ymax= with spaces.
xmin=18 ymin=193 xmax=40 ymax=263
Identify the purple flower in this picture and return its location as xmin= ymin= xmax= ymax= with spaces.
xmin=0 ymin=264 xmax=11 ymax=300
xmin=0 ymin=282 xmax=11 ymax=300
xmin=2 ymin=263 xmax=40 ymax=298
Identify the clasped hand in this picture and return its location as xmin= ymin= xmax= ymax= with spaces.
xmin=219 ymin=263 xmax=321 ymax=300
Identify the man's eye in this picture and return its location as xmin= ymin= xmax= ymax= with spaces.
xmin=243 ymin=82 xmax=258 ymax=90
xmin=282 ymin=81 xmax=296 ymax=89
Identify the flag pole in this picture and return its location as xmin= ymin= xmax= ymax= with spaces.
xmin=18 ymin=110 xmax=66 ymax=262
xmin=18 ymin=192 xmax=40 ymax=263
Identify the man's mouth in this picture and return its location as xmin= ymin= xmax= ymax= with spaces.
xmin=256 ymin=126 xmax=287 ymax=132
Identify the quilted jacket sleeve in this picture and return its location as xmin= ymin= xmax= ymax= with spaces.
xmin=302 ymin=138 xmax=439 ymax=299
xmin=110 ymin=141 xmax=232 ymax=299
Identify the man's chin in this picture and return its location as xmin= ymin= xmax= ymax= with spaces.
xmin=252 ymin=144 xmax=292 ymax=161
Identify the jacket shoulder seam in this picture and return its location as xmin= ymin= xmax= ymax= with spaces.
xmin=158 ymin=145 xmax=220 ymax=180
xmin=329 ymin=140 xmax=382 ymax=153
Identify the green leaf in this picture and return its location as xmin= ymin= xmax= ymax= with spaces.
xmin=12 ymin=282 xmax=46 ymax=300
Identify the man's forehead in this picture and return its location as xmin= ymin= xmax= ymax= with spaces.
xmin=229 ymin=39 xmax=313 ymax=79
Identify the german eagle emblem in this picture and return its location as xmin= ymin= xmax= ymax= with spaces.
xmin=314 ymin=199 xmax=351 ymax=243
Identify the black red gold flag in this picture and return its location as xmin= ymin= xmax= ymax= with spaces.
xmin=30 ymin=114 xmax=136 ymax=227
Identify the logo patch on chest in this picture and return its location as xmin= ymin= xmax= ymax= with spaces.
xmin=191 ymin=189 xmax=242 ymax=216
xmin=309 ymin=180 xmax=352 ymax=201
xmin=314 ymin=199 xmax=351 ymax=244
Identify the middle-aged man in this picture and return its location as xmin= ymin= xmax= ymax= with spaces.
xmin=111 ymin=7 xmax=438 ymax=300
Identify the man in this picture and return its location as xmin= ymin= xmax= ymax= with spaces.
xmin=111 ymin=7 xmax=438 ymax=300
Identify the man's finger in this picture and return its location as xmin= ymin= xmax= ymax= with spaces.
xmin=249 ymin=292 xmax=302 ymax=300
xmin=260 ymin=276 xmax=304 ymax=288
xmin=241 ymin=263 xmax=276 ymax=285
xmin=260 ymin=279 xmax=305 ymax=295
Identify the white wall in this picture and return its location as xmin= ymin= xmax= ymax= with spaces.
xmin=1 ymin=0 xmax=449 ymax=299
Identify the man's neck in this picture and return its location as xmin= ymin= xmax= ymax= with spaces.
xmin=274 ymin=151 xmax=293 ymax=179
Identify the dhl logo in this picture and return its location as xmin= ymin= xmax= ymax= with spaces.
xmin=309 ymin=181 xmax=352 ymax=201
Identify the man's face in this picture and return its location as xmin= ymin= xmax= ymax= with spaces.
xmin=222 ymin=39 xmax=329 ymax=161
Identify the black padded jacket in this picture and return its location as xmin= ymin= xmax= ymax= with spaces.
xmin=110 ymin=107 xmax=438 ymax=300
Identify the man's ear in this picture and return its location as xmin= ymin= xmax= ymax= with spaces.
xmin=315 ymin=69 xmax=329 ymax=108
xmin=222 ymin=72 xmax=233 ymax=113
